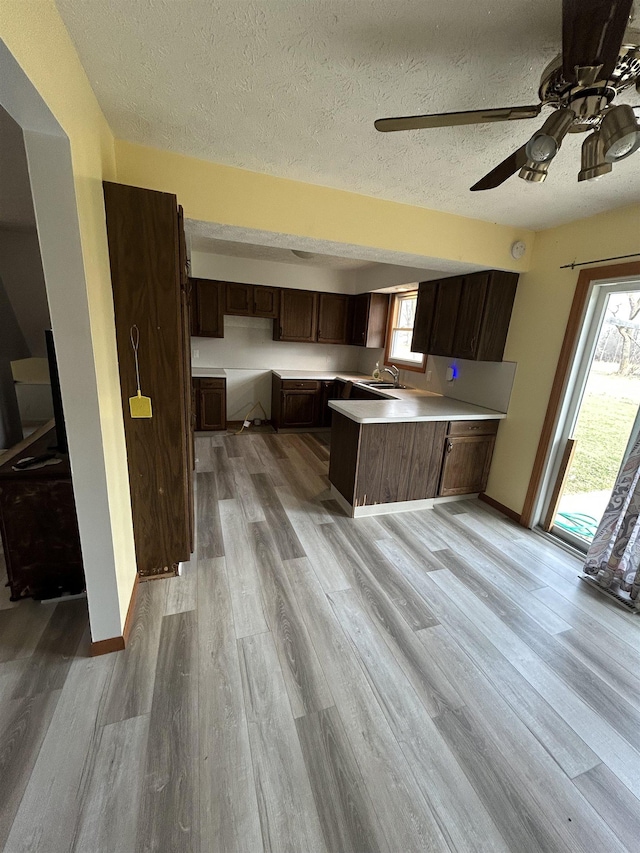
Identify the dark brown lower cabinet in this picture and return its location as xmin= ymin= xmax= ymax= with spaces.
xmin=281 ymin=391 xmax=319 ymax=428
xmin=438 ymin=420 xmax=499 ymax=496
xmin=329 ymin=413 xmax=500 ymax=508
xmin=329 ymin=413 xmax=447 ymax=507
xmin=194 ymin=378 xmax=226 ymax=431
xmin=271 ymin=376 xmax=330 ymax=430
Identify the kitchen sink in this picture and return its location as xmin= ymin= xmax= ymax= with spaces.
xmin=359 ymin=380 xmax=406 ymax=389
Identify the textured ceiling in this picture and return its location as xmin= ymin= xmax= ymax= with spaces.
xmin=188 ymin=230 xmax=376 ymax=269
xmin=186 ymin=218 xmax=484 ymax=276
xmin=57 ymin=0 xmax=640 ymax=230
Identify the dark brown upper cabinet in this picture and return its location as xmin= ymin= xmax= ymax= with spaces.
xmin=411 ymin=270 xmax=518 ymax=362
xmin=349 ymin=292 xmax=390 ymax=348
xmin=191 ymin=278 xmax=224 ymax=338
xmin=225 ymin=281 xmax=252 ymax=315
xmin=453 ymin=273 xmax=489 ymax=360
xmin=410 ymin=281 xmax=437 ymax=353
xmin=274 ymin=289 xmax=318 ymax=342
xmin=317 ymin=293 xmax=349 ymax=344
xmin=253 ymin=285 xmax=279 ymax=318
xmin=430 ymin=276 xmax=463 ymax=357
xmin=225 ymin=282 xmax=279 ymax=318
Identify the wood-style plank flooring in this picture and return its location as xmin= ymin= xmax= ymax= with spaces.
xmin=2 ymin=429 xmax=640 ymax=852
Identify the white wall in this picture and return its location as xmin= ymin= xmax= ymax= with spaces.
xmin=193 ymin=316 xmax=360 ymax=419
xmin=358 ymin=348 xmax=516 ymax=413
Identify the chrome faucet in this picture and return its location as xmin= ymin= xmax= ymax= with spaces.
xmin=380 ymin=365 xmax=400 ymax=387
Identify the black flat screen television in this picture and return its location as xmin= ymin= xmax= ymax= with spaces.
xmin=45 ymin=329 xmax=68 ymax=454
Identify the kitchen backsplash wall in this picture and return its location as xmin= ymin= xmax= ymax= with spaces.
xmin=358 ymin=349 xmax=517 ymax=413
xmin=192 ymin=316 xmax=360 ymax=420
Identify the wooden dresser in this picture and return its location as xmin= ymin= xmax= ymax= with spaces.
xmin=0 ymin=423 xmax=84 ymax=600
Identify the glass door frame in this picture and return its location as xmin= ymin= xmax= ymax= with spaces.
xmin=534 ymin=276 xmax=640 ymax=550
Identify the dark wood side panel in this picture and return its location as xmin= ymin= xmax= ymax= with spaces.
xmin=355 ymin=420 xmax=446 ymax=506
xmin=477 ymin=271 xmax=519 ymax=362
xmin=328 ymin=412 xmax=361 ymax=504
xmin=411 ymin=281 xmax=437 ymax=353
xmin=104 ymin=181 xmax=191 ymax=575
xmin=366 ymin=293 xmax=390 ymax=348
xmin=407 ymin=421 xmax=448 ymax=500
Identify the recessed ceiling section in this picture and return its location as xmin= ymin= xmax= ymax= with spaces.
xmin=55 ymin=0 xmax=640 ymax=230
xmin=185 ymin=218 xmax=484 ymax=277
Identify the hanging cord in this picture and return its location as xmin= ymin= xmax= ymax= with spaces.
xmin=234 ymin=401 xmax=268 ymax=435
xmin=130 ymin=325 xmax=142 ymax=393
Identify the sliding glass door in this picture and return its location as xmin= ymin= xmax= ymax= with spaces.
xmin=545 ymin=282 xmax=640 ymax=550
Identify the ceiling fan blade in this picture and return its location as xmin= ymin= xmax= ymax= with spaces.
xmin=562 ymin=0 xmax=634 ymax=82
xmin=374 ymin=105 xmax=542 ymax=133
xmin=470 ymin=145 xmax=528 ymax=192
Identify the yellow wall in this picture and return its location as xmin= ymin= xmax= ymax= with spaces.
xmin=486 ymin=201 xmax=640 ymax=515
xmin=0 ymin=0 xmax=136 ymax=629
xmin=115 ymin=140 xmax=535 ymax=273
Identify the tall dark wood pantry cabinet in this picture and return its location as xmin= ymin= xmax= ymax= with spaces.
xmin=104 ymin=182 xmax=193 ymax=578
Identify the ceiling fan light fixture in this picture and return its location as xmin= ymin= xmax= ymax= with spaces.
xmin=601 ymin=104 xmax=640 ymax=162
xmin=524 ymin=108 xmax=576 ymax=163
xmin=578 ymin=130 xmax=612 ymax=181
xmin=291 ymin=249 xmax=315 ymax=260
xmin=518 ymin=160 xmax=550 ymax=183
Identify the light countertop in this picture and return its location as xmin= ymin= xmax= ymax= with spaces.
xmin=329 ymin=395 xmax=505 ymax=424
xmin=273 ymin=369 xmax=505 ymax=423
xmin=192 ymin=367 xmax=227 ymax=378
xmin=271 ymin=370 xmax=371 ymax=381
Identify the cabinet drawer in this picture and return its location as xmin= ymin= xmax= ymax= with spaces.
xmin=197 ymin=378 xmax=225 ymax=390
xmin=281 ymin=380 xmax=321 ymax=391
xmin=447 ymin=419 xmax=500 ymax=437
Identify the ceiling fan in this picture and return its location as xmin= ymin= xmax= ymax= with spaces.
xmin=375 ymin=0 xmax=640 ymax=190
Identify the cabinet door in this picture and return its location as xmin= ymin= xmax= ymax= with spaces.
xmin=349 ymin=294 xmax=369 ymax=346
xmin=225 ymin=282 xmax=252 ymax=316
xmin=317 ymin=293 xmax=349 ymax=344
xmin=281 ymin=390 xmax=318 ymax=427
xmin=430 ymin=277 xmax=463 ymax=357
xmin=439 ymin=434 xmax=495 ymax=496
xmin=476 ymin=271 xmax=519 ymax=362
xmin=411 ymin=280 xmax=438 ymax=353
xmin=276 ymin=290 xmax=318 ymax=342
xmin=198 ymin=386 xmax=226 ymax=431
xmin=453 ymin=274 xmax=489 ymax=360
xmin=192 ymin=279 xmax=224 ymax=337
xmin=253 ymin=285 xmax=279 ymax=318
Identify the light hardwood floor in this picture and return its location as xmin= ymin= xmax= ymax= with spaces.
xmin=1 ymin=430 xmax=640 ymax=852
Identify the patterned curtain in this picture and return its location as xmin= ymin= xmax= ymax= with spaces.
xmin=583 ymin=433 xmax=640 ymax=602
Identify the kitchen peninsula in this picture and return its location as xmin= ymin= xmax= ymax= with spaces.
xmin=327 ymin=383 xmax=505 ymax=517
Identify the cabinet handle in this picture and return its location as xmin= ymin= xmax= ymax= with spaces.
xmin=447 ymin=442 xmax=453 ymax=454
xmin=279 ymin=325 xmax=283 ymax=337
xmin=469 ymin=425 xmax=481 ymax=431
xmin=470 ymin=335 xmax=477 ymax=352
